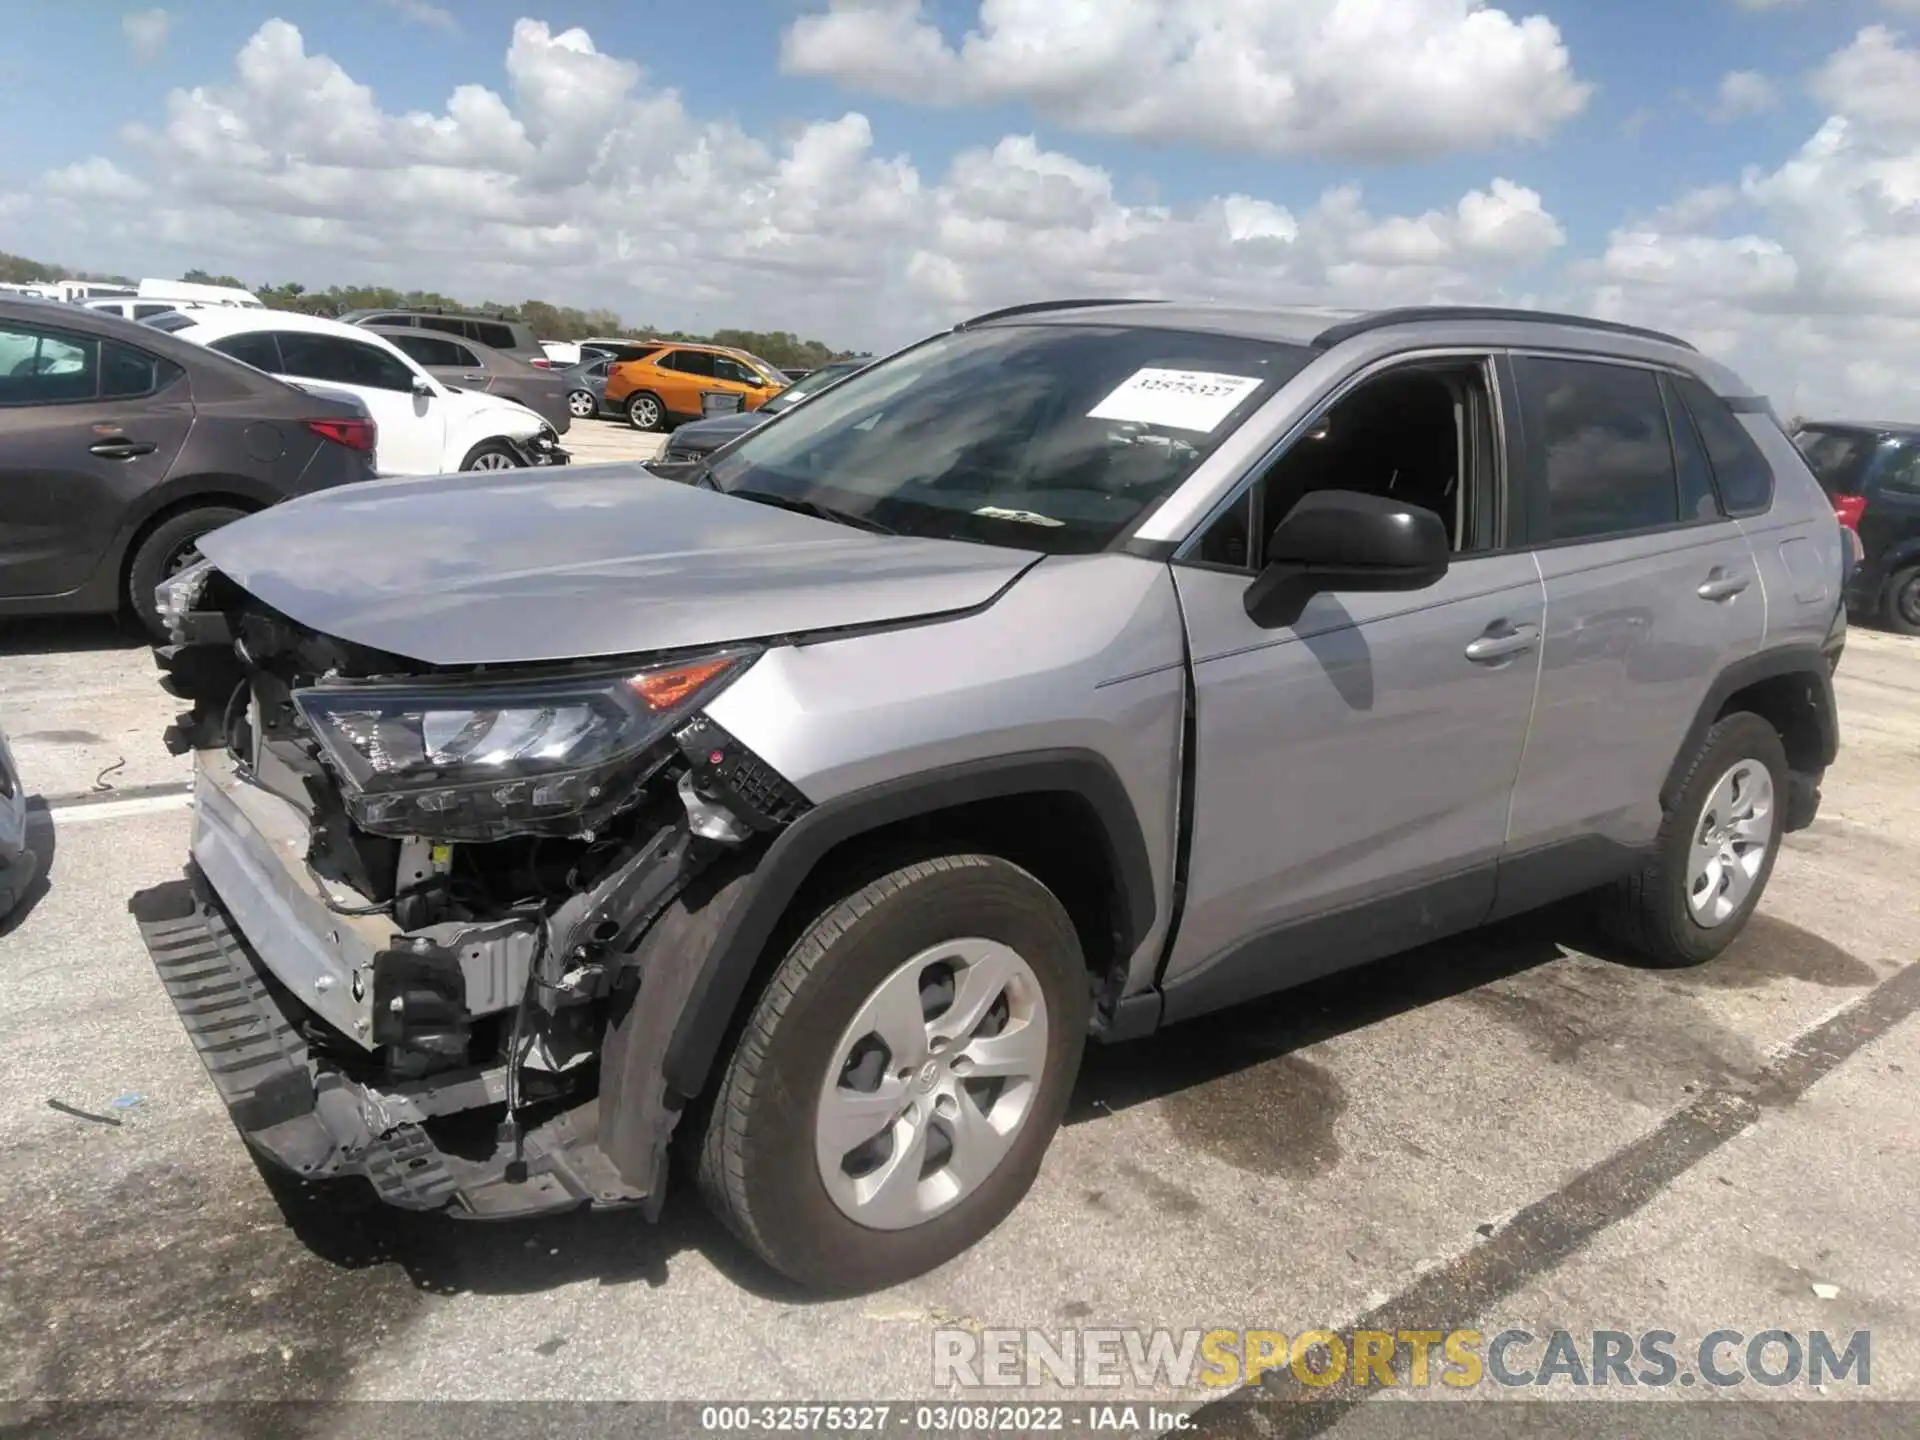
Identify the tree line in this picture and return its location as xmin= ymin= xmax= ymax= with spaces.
xmin=1 ymin=252 xmax=859 ymax=370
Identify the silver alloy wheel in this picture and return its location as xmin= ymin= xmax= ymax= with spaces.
xmin=629 ymin=395 xmax=661 ymax=428
xmin=814 ymin=938 xmax=1049 ymax=1231
xmin=467 ymin=450 xmax=518 ymax=471
xmin=568 ymin=390 xmax=596 ymax=417
xmin=1687 ymin=759 xmax=1775 ymax=927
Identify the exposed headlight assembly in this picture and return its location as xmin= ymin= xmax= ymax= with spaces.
xmin=292 ymin=648 xmax=757 ymax=840
xmin=155 ymin=556 xmax=216 ymax=644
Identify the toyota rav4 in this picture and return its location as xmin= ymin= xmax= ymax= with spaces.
xmin=138 ymin=302 xmax=1845 ymax=1294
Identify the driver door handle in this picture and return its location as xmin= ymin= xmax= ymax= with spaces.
xmin=88 ymin=439 xmax=157 ymax=460
xmin=1465 ymin=623 xmax=1539 ymax=664
xmin=1697 ymin=568 xmax=1751 ymax=602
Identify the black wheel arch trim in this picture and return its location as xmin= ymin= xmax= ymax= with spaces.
xmin=1659 ymin=643 xmax=1838 ymax=814
xmin=660 ymin=747 xmax=1158 ymax=1099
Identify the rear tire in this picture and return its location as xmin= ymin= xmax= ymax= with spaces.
xmin=694 ymin=854 xmax=1088 ymax=1293
xmin=626 ymin=392 xmax=666 ymax=431
xmin=1885 ymin=565 xmax=1920 ymax=636
xmin=1594 ymin=711 xmax=1788 ymax=966
xmin=125 ymin=505 xmax=246 ymax=641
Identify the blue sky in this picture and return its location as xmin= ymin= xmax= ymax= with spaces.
xmin=2 ymin=1 xmax=1918 ymax=413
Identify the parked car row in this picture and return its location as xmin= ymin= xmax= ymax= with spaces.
xmin=0 ymin=295 xmax=571 ymax=637
xmin=1 ymin=295 xmax=379 ymax=636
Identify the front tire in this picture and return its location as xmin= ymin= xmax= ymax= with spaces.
xmin=625 ymin=392 xmax=666 ymax=431
xmin=126 ymin=505 xmax=246 ymax=641
xmin=567 ymin=389 xmax=597 ymax=419
xmin=1885 ymin=565 xmax=1920 ymax=636
xmin=459 ymin=440 xmax=521 ymax=471
xmin=1595 ymin=711 xmax=1788 ymax=966
xmin=695 ymin=854 xmax=1088 ymax=1293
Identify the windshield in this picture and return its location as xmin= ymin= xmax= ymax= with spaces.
xmin=760 ymin=361 xmax=862 ymax=415
xmin=1793 ymin=427 xmax=1879 ymax=498
xmin=736 ymin=353 xmax=788 ymax=386
xmin=708 ymin=324 xmax=1312 ymax=554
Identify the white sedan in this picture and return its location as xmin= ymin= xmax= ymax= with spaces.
xmin=146 ymin=309 xmax=565 ymax=476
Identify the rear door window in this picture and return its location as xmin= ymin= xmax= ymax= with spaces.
xmin=100 ymin=341 xmax=180 ymax=400
xmin=389 ymin=333 xmax=466 ymax=368
xmin=275 ymin=332 xmax=417 ymax=392
xmin=209 ymin=331 xmax=284 ymax=373
xmin=664 ymin=349 xmax=717 ymax=378
xmin=1514 ymin=356 xmax=1679 ymax=542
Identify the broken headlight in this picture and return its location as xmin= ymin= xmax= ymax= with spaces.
xmin=155 ymin=556 xmax=216 ymax=644
xmin=292 ymin=649 xmax=757 ymax=840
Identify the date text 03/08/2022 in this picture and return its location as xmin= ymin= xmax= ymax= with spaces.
xmin=697 ymin=1403 xmax=1191 ymax=1433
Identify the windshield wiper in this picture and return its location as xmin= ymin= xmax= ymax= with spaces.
xmin=728 ymin=487 xmax=898 ymax=535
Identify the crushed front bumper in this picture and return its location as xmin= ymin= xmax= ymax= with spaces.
xmin=132 ymin=750 xmax=654 ymax=1219
xmin=134 ymin=871 xmax=646 ymax=1218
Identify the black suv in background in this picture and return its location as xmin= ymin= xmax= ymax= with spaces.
xmin=0 ymin=297 xmax=377 ymax=638
xmin=1793 ymin=421 xmax=1920 ymax=634
xmin=338 ymin=309 xmax=546 ymax=368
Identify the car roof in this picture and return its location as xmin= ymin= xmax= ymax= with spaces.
xmin=171 ymin=307 xmax=388 ymax=341
xmin=1796 ymin=420 xmax=1920 ymax=439
xmin=958 ymin=299 xmax=1761 ymax=399
xmin=365 ymin=322 xmax=518 ymax=361
xmin=340 ymin=306 xmax=525 ymax=325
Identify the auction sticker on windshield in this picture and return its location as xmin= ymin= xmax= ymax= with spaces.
xmin=1088 ymin=368 xmax=1264 ymax=433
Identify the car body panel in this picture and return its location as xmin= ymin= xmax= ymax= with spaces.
xmin=705 ymin=553 xmax=1186 ymax=989
xmin=1160 ymin=552 xmax=1545 ymax=999
xmin=194 ymin=464 xmax=1043 ymax=665
xmin=604 ymin=344 xmax=787 ymax=424
xmin=0 ymin=726 xmax=34 ymax=918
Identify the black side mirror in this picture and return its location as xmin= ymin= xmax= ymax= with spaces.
xmin=1243 ymin=489 xmax=1450 ymax=629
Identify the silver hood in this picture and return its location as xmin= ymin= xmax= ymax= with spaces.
xmin=197 ymin=465 xmax=1041 ymax=666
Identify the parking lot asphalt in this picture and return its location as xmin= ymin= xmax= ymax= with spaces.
xmin=2 ymin=570 xmax=1916 ymax=1424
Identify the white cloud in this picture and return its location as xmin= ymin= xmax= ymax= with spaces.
xmin=1578 ymin=25 xmax=1920 ymax=414
xmin=24 ymin=14 xmax=1920 ymax=419
xmin=380 ymin=0 xmax=458 ymax=33
xmin=1 ymin=17 xmax=1562 ymax=350
xmin=121 ymin=7 xmax=175 ymax=63
xmin=781 ymin=0 xmax=1592 ymax=161
xmin=1710 ymin=70 xmax=1778 ymax=121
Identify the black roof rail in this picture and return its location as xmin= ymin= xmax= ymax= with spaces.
xmin=1312 ymin=306 xmax=1697 ymax=353
xmin=956 ymin=297 xmax=1159 ymax=329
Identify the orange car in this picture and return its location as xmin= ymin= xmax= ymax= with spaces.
xmin=603 ymin=342 xmax=789 ymax=431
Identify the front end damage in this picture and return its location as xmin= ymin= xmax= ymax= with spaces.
xmin=136 ymin=559 xmax=807 ymax=1219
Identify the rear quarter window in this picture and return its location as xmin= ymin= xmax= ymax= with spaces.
xmin=1674 ymin=376 xmax=1774 ymax=516
xmin=476 ymin=322 xmax=517 ymax=350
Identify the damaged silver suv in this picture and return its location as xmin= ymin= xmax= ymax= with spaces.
xmin=139 ymin=301 xmax=1846 ymax=1292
